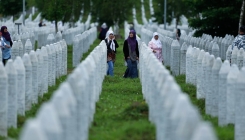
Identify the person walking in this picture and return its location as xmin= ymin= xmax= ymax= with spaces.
xmin=176 ymin=28 xmax=181 ymax=41
xmin=105 ymin=30 xmax=119 ymax=76
xmin=148 ymin=32 xmax=163 ymax=63
xmin=123 ymin=30 xmax=139 ymax=78
xmin=1 ymin=26 xmax=12 ymax=65
xmin=99 ymin=23 xmax=108 ymax=41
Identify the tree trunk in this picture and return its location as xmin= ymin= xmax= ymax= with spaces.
xmin=55 ymin=20 xmax=58 ymax=33
xmin=239 ymin=0 xmax=245 ymax=32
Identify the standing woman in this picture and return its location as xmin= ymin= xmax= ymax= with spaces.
xmin=105 ymin=30 xmax=119 ymax=76
xmin=123 ymin=30 xmax=139 ymax=78
xmin=1 ymin=26 xmax=12 ymax=65
xmin=176 ymin=28 xmax=181 ymax=41
xmin=148 ymin=32 xmax=163 ymax=62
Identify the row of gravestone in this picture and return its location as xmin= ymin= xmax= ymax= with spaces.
xmin=185 ymin=45 xmax=245 ymax=140
xmin=0 ymin=39 xmax=68 ymax=137
xmin=137 ymin=40 xmax=218 ymax=140
xmin=125 ymin=22 xmax=218 ymax=140
xmin=18 ymin=40 xmax=107 ymax=140
xmin=72 ymin=27 xmax=97 ymax=67
xmin=180 ymin=34 xmax=235 ymax=61
xmin=226 ymin=45 xmax=245 ymax=70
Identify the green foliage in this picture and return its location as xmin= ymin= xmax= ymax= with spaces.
xmin=35 ymin=0 xmax=84 ymax=31
xmin=0 ymin=0 xmax=27 ymax=19
xmin=154 ymin=0 xmax=190 ymax=26
xmin=91 ymin=0 xmax=135 ymax=27
xmin=175 ymin=75 xmax=234 ymax=140
xmin=188 ymin=0 xmax=242 ymax=37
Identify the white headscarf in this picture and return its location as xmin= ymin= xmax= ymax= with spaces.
xmin=151 ymin=32 xmax=162 ymax=48
xmin=101 ymin=23 xmax=107 ymax=29
xmin=106 ymin=30 xmax=115 ymax=51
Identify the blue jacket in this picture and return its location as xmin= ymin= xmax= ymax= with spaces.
xmin=1 ymin=37 xmax=11 ymax=59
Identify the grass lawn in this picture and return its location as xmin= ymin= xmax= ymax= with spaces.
xmin=88 ymin=28 xmax=155 ymax=140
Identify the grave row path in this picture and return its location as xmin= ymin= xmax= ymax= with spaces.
xmin=88 ymin=29 xmax=155 ymax=140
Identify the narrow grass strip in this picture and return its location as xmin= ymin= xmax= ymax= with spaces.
xmin=174 ymin=74 xmax=234 ymax=140
xmin=89 ymin=29 xmax=155 ymax=140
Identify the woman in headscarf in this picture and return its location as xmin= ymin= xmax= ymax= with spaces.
xmin=123 ymin=30 xmax=139 ymax=78
xmin=176 ymin=28 xmax=181 ymax=41
xmin=99 ymin=23 xmax=108 ymax=41
xmin=148 ymin=32 xmax=163 ymax=62
xmin=105 ymin=30 xmax=119 ymax=76
xmin=1 ymin=26 xmax=12 ymax=65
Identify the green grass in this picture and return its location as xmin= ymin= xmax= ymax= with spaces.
xmin=89 ymin=28 xmax=155 ymax=140
xmin=0 ymin=45 xmax=74 ymax=140
xmin=174 ymin=75 xmax=234 ymax=140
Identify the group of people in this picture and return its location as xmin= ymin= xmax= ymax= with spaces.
xmin=104 ymin=29 xmax=139 ymax=78
xmin=0 ymin=26 xmax=12 ymax=65
xmin=103 ymin=25 xmax=179 ymax=78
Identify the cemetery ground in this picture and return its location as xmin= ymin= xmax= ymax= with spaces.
xmin=0 ymin=27 xmax=236 ymax=140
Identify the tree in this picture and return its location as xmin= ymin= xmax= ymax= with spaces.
xmin=153 ymin=0 xmax=192 ymax=27
xmin=188 ymin=0 xmax=243 ymax=37
xmin=35 ymin=0 xmax=83 ymax=32
xmin=91 ymin=0 xmax=135 ymax=27
xmin=239 ymin=0 xmax=245 ymax=31
xmin=0 ymin=0 xmax=28 ymax=22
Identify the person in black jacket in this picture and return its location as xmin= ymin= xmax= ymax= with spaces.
xmin=123 ymin=30 xmax=139 ymax=78
xmin=105 ymin=30 xmax=119 ymax=76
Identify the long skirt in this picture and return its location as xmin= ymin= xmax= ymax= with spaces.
xmin=123 ymin=58 xmax=138 ymax=78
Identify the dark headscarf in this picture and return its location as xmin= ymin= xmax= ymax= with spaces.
xmin=1 ymin=26 xmax=11 ymax=42
xmin=177 ymin=28 xmax=181 ymax=38
xmin=127 ymin=30 xmax=137 ymax=52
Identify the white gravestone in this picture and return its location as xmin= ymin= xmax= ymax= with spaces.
xmin=196 ymin=50 xmax=205 ymax=99
xmin=206 ymin=55 xmax=215 ymax=115
xmin=235 ymin=67 xmax=245 ymax=140
xmin=24 ymin=39 xmax=33 ymax=54
xmin=5 ymin=59 xmax=18 ymax=128
xmin=36 ymin=49 xmax=44 ymax=97
xmin=22 ymin=53 xmax=33 ymax=111
xmin=45 ymin=45 xmax=52 ymax=86
xmin=186 ymin=46 xmax=193 ymax=83
xmin=0 ymin=63 xmax=8 ymax=136
xmin=218 ymin=60 xmax=230 ymax=126
xmin=202 ymin=52 xmax=210 ymax=98
xmin=210 ymin=57 xmax=222 ymax=117
xmin=18 ymin=40 xmax=24 ymax=57
xmin=237 ymin=48 xmax=244 ymax=69
xmin=212 ymin=42 xmax=219 ymax=58
xmin=190 ymin=122 xmax=217 ymax=140
xmin=226 ymin=64 xmax=239 ymax=124
xmin=13 ymin=57 xmax=26 ymax=116
xmin=191 ymin=48 xmax=200 ymax=86
xmin=20 ymin=119 xmax=48 ymax=140
xmin=171 ymin=40 xmax=181 ymax=76
xmin=180 ymin=42 xmax=188 ymax=74
xmin=41 ymin=47 xmax=48 ymax=93
xmin=231 ymin=47 xmax=238 ymax=65
xmin=29 ymin=51 xmax=39 ymax=104
xmin=11 ymin=41 xmax=19 ymax=60
xmin=37 ymin=103 xmax=62 ymax=140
